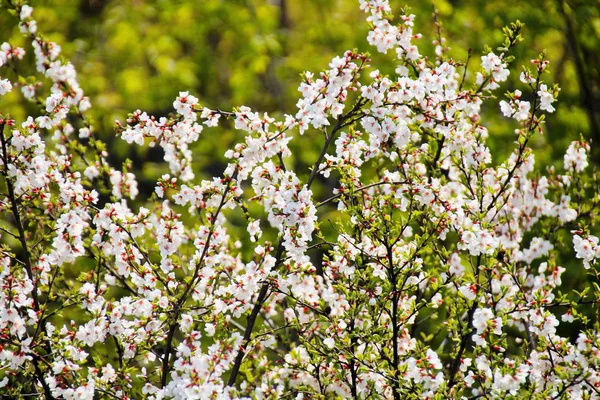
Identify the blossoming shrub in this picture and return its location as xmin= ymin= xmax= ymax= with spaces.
xmin=0 ymin=0 xmax=599 ymax=399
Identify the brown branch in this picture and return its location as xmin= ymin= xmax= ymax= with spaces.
xmin=0 ymin=121 xmax=55 ymax=398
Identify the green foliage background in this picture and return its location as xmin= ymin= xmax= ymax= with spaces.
xmin=0 ymin=0 xmax=599 ymax=338
xmin=1 ymin=0 xmax=599 ymax=174
xmin=0 ymin=3 xmax=598 ymax=395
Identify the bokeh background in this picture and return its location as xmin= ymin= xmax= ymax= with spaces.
xmin=0 ymin=0 xmax=599 ymax=337
xmin=1 ymin=0 xmax=599 ymax=173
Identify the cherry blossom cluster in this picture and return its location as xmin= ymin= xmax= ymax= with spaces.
xmin=1 ymin=0 xmax=600 ymax=399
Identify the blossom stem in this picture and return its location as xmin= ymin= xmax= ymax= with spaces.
xmin=227 ymin=267 xmax=273 ymax=386
xmin=317 ymin=180 xmax=409 ymax=208
xmin=0 ymin=122 xmax=36 ymax=309
xmin=161 ymin=169 xmax=239 ymax=387
xmin=0 ymin=120 xmax=55 ymax=399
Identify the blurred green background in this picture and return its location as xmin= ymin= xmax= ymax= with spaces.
xmin=0 ymin=0 xmax=598 ymax=234
xmin=1 ymin=0 xmax=599 ymax=176
xmin=0 ymin=0 xmax=598 ymax=232
xmin=0 ymin=0 xmax=599 ymax=347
